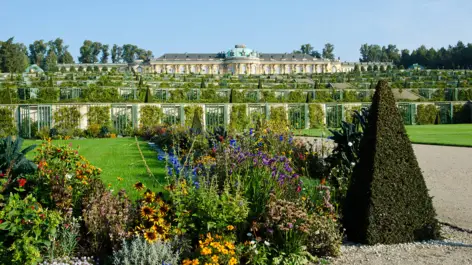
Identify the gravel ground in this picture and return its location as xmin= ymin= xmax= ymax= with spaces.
xmin=297 ymin=138 xmax=472 ymax=264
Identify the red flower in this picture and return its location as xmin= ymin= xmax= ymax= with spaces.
xmin=296 ymin=185 xmax=302 ymax=193
xmin=0 ymin=172 xmax=4 ymax=178
xmin=18 ymin=178 xmax=27 ymax=187
xmin=0 ymin=220 xmax=3 ymax=224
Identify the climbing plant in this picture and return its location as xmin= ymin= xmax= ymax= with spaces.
xmin=229 ymin=104 xmax=249 ymax=131
xmin=0 ymin=107 xmax=17 ymax=137
xmin=53 ymin=106 xmax=81 ymax=131
xmin=308 ymin=104 xmax=324 ymax=128
xmin=139 ymin=105 xmax=163 ymax=129
xmin=87 ymin=106 xmax=111 ymax=127
xmin=269 ymin=106 xmax=288 ymax=129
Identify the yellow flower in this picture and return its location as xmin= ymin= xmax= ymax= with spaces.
xmin=211 ymin=255 xmax=219 ymax=263
xmin=229 ymin=257 xmax=238 ymax=265
xmin=302 ymin=196 xmax=307 ymax=201
xmin=144 ymin=192 xmax=155 ymax=203
xmin=143 ymin=230 xmax=158 ymax=243
xmin=140 ymin=206 xmax=155 ymax=219
xmin=227 ymin=225 xmax=235 ymax=231
xmin=201 ymin=247 xmax=212 ymax=255
xmin=182 ymin=259 xmax=192 ymax=265
xmin=225 ymin=241 xmax=235 ymax=250
xmin=117 ymin=177 xmax=123 ymax=182
xmin=191 ymin=260 xmax=199 ymax=265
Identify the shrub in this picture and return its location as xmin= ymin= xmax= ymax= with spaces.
xmin=83 ymin=86 xmax=120 ymax=102
xmin=306 ymin=215 xmax=342 ymax=257
xmin=38 ymin=87 xmax=60 ymax=102
xmin=269 ymin=106 xmax=288 ymax=129
xmin=139 ymin=105 xmax=163 ymax=130
xmin=0 ymin=107 xmax=17 ymax=137
xmin=0 ymin=88 xmax=18 ymax=104
xmin=53 ymin=106 xmax=81 ymax=132
xmin=229 ymin=104 xmax=249 ymax=132
xmin=81 ymin=180 xmax=132 ymax=258
xmin=87 ymin=106 xmax=110 ymax=128
xmin=39 ymin=256 xmax=95 ymax=265
xmin=0 ymin=193 xmax=62 ymax=265
xmin=343 ymin=80 xmax=440 ymax=244
xmin=287 ymin=91 xmax=306 ymax=103
xmin=113 ymin=236 xmax=181 ymax=265
xmin=308 ymin=104 xmax=324 ymax=128
xmin=416 ymin=104 xmax=438 ymax=125
xmin=184 ymin=105 xmax=203 ymax=127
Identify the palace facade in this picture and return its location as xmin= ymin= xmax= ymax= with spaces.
xmin=146 ymin=44 xmax=391 ymax=75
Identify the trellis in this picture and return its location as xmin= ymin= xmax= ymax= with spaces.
xmin=205 ymin=105 xmax=226 ymax=131
xmin=288 ymin=104 xmax=308 ymax=129
xmin=397 ymin=103 xmax=416 ymax=125
xmin=161 ymin=105 xmax=182 ymax=125
xmin=17 ymin=105 xmax=52 ymax=138
xmin=325 ymin=104 xmax=344 ymax=128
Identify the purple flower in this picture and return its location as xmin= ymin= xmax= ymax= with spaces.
xmin=249 ymin=128 xmax=254 ymax=135
xmin=288 ymin=223 xmax=293 ymax=229
xmin=193 ymin=181 xmax=200 ymax=189
xmin=157 ymin=154 xmax=164 ymax=161
xmin=267 ymin=228 xmax=274 ymax=234
xmin=279 ymin=135 xmax=283 ymax=141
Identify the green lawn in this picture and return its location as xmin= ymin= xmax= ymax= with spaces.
xmin=296 ymin=124 xmax=472 ymax=147
xmin=23 ymin=138 xmax=166 ymax=199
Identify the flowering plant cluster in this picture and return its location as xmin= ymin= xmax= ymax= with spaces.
xmin=182 ymin=233 xmax=239 ymax=265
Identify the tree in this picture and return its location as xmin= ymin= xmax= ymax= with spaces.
xmin=354 ymin=64 xmax=360 ymax=72
xmin=322 ymin=43 xmax=335 ymax=60
xmin=79 ymin=40 xmax=102 ymax=63
xmin=310 ymin=50 xmax=322 ymax=59
xmin=28 ymin=40 xmax=48 ymax=66
xmin=49 ymin=38 xmax=67 ymax=63
xmin=44 ymin=49 xmax=58 ymax=72
xmin=101 ymin=44 xmax=110 ymax=63
xmin=121 ymin=44 xmax=138 ymax=63
xmin=343 ymin=80 xmax=440 ymax=244
xmin=0 ymin=37 xmax=29 ymax=73
xmin=111 ymin=44 xmax=120 ymax=63
xmin=300 ymin=44 xmax=313 ymax=55
xmin=63 ymin=50 xmax=75 ymax=64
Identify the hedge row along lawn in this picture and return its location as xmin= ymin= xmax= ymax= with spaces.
xmin=296 ymin=124 xmax=472 ymax=147
xmin=23 ymin=137 xmax=166 ymax=199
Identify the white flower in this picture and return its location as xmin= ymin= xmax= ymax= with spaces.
xmin=348 ymin=142 xmax=353 ymax=147
xmin=65 ymin=173 xmax=72 ymax=180
xmin=247 ymin=233 xmax=252 ymax=237
xmin=351 ymin=162 xmax=356 ymax=166
xmin=255 ymin=250 xmax=259 ymax=254
xmin=264 ymin=241 xmax=270 ymax=246
xmin=250 ymin=240 xmax=256 ymax=245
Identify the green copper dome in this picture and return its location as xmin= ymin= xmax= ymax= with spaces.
xmin=226 ymin=44 xmax=259 ymax=58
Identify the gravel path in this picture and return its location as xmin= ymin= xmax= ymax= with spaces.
xmin=297 ymin=138 xmax=472 ymax=264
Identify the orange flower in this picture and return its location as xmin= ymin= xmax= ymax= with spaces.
xmin=226 ymin=225 xmax=235 ymax=231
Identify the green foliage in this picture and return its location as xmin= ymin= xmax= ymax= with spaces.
xmin=53 ymin=106 xmax=81 ymax=131
xmin=0 ymin=88 xmax=18 ymax=104
xmin=0 ymin=107 xmax=17 ymax=137
xmin=344 ymin=105 xmax=361 ymax=124
xmin=229 ymin=104 xmax=249 ymax=131
xmin=184 ymin=105 xmax=203 ymax=127
xmin=0 ymin=136 xmax=37 ymax=179
xmin=83 ymin=85 xmax=120 ymax=102
xmin=287 ymin=91 xmax=306 ymax=103
xmin=308 ymin=104 xmax=324 ymax=128
xmin=453 ymin=102 xmax=472 ymax=123
xmin=416 ymin=104 xmax=438 ymax=125
xmin=344 ymin=80 xmax=440 ymax=244
xmin=87 ymin=106 xmax=110 ymax=127
xmin=269 ymin=106 xmax=288 ymax=128
xmin=113 ymin=236 xmax=181 ymax=265
xmin=0 ymin=193 xmax=62 ymax=265
xmin=38 ymin=87 xmax=60 ymax=102
xmin=139 ymin=105 xmax=163 ymax=129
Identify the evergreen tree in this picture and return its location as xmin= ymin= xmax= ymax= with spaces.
xmin=62 ymin=50 xmax=75 ymax=64
xmin=343 ymin=80 xmax=440 ymax=244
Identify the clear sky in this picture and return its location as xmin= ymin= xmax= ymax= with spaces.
xmin=2 ymin=0 xmax=472 ymax=62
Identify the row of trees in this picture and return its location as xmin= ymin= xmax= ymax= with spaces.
xmin=293 ymin=43 xmax=336 ymax=60
xmin=78 ymin=42 xmax=152 ymax=64
xmin=0 ymin=37 xmax=154 ymax=73
xmin=360 ymin=41 xmax=472 ymax=69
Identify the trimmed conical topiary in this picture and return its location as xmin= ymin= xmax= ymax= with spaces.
xmin=191 ymin=109 xmax=203 ymax=134
xmin=343 ymin=80 xmax=440 ymax=244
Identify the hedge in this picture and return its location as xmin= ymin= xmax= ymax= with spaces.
xmin=416 ymin=104 xmax=438 ymax=125
xmin=229 ymin=104 xmax=249 ymax=131
xmin=344 ymin=80 xmax=440 ymax=244
xmin=53 ymin=106 xmax=81 ymax=131
xmin=269 ymin=106 xmax=288 ymax=129
xmin=308 ymin=104 xmax=324 ymax=128
xmin=184 ymin=105 xmax=203 ymax=127
xmin=0 ymin=107 xmax=17 ymax=137
xmin=139 ymin=105 xmax=163 ymax=129
xmin=87 ymin=106 xmax=111 ymax=127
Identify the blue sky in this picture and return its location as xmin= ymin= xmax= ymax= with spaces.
xmin=2 ymin=0 xmax=472 ymax=62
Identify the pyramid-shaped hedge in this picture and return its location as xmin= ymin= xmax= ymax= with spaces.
xmin=343 ymin=80 xmax=440 ymax=244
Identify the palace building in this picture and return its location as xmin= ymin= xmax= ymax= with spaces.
xmin=146 ymin=44 xmax=391 ymax=75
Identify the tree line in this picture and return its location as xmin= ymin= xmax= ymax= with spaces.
xmin=0 ymin=37 xmax=153 ymax=73
xmin=359 ymin=41 xmax=472 ymax=69
xmin=293 ymin=43 xmax=336 ymax=60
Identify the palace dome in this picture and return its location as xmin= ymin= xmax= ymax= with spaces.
xmin=226 ymin=44 xmax=259 ymax=59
